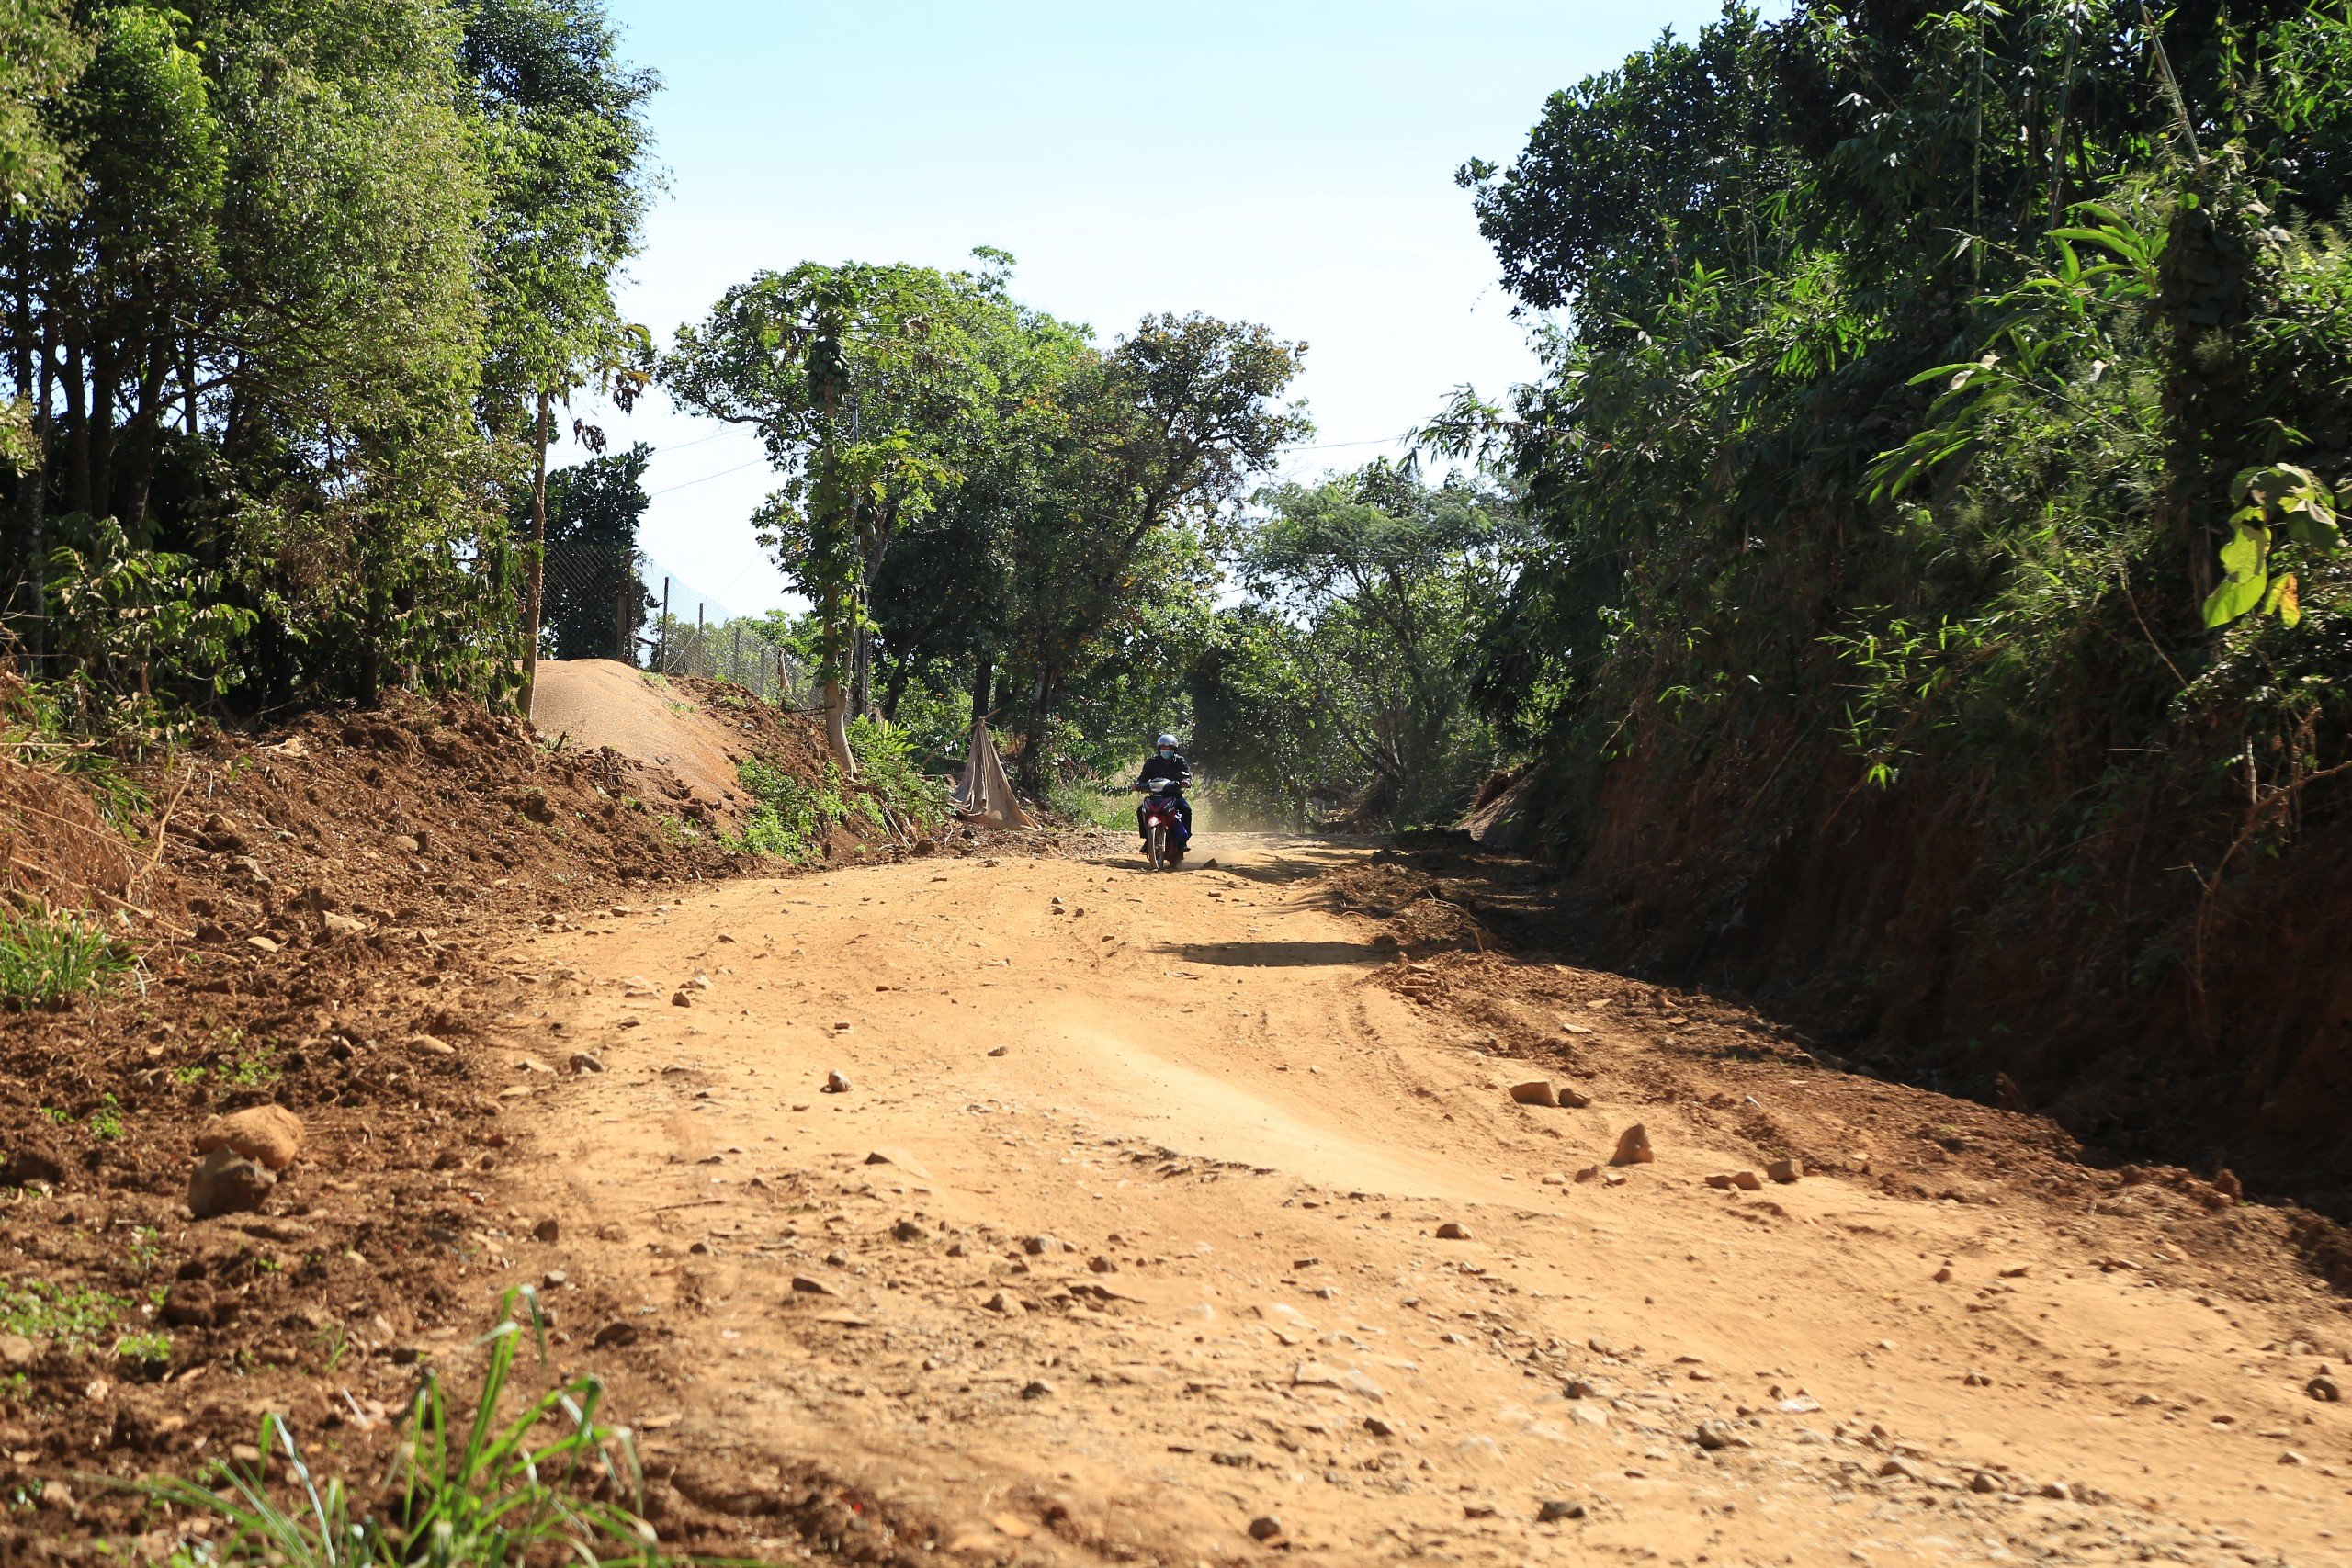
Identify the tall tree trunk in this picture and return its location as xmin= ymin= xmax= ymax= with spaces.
xmin=519 ymin=389 xmax=551 ymax=718
xmin=61 ymin=327 xmax=88 ymax=516
xmin=969 ymin=652 xmax=993 ymax=721
xmin=88 ymin=329 xmax=117 ymax=518
xmin=1015 ymin=665 xmax=1058 ymax=796
xmin=850 ymin=592 xmax=872 ymax=719
xmin=30 ymin=324 xmax=51 ymax=674
xmin=820 ymin=574 xmax=856 ymax=776
xmin=123 ymin=336 xmax=170 ymax=535
xmin=12 ymin=228 xmax=49 ymax=675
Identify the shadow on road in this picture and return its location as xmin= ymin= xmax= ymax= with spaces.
xmin=1154 ymin=939 xmax=1391 ymax=968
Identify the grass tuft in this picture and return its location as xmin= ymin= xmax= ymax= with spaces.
xmin=132 ymin=1288 xmax=670 ymax=1567
xmin=0 ymin=902 xmax=131 ymax=1008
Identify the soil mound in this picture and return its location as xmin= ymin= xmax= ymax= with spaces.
xmin=529 ymin=660 xmax=782 ymax=827
xmin=0 ymin=678 xmax=864 ymax=1556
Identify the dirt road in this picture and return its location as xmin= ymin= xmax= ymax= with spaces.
xmin=486 ymin=836 xmax=2349 ymax=1565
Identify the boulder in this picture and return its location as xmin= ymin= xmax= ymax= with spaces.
xmin=187 ymin=1148 xmax=276 ymax=1218
xmin=1610 ymin=1124 xmax=1655 ymax=1167
xmin=1509 ymin=1080 xmax=1558 ymax=1108
xmin=195 ymin=1105 xmax=303 ymax=1171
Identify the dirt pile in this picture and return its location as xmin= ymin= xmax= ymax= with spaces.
xmin=0 ymin=677 xmax=948 ymax=1559
xmin=528 ymin=659 xmax=814 ymax=830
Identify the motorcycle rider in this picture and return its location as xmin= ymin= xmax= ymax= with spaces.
xmin=1136 ymin=733 xmax=1193 ymax=852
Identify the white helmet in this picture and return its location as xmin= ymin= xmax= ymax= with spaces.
xmin=1156 ymin=733 xmax=1179 ymax=750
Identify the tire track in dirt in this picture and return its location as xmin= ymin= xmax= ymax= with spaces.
xmin=488 ymin=836 xmax=2351 ymax=1565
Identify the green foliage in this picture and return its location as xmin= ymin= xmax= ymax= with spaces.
xmin=728 ymin=757 xmax=849 ymax=864
xmin=464 ymin=0 xmax=660 ymax=417
xmin=225 ymin=1045 xmax=280 ymax=1088
xmin=0 ymin=0 xmax=91 ymax=215
xmin=533 ymin=443 xmax=652 ymax=659
xmin=1205 ymin=463 xmax=1521 ymax=826
xmin=86 ymin=1092 xmax=123 ymax=1141
xmin=2 ymin=0 xmax=660 ymax=724
xmin=140 ymin=1287 xmax=666 ymax=1568
xmin=0 ymin=901 xmax=130 ymax=1008
xmin=2202 ymin=464 xmax=2341 ymax=627
xmin=42 ymin=513 xmax=255 ymax=724
xmin=1189 ymin=605 xmax=1330 ymax=826
xmin=668 ymin=254 xmax=1306 ymax=791
xmin=1454 ymin=0 xmax=2352 ymax=972
xmin=665 ymin=257 xmax=1031 ymax=707
xmin=114 ymin=1328 xmax=170 ymax=1366
xmin=729 ymin=723 xmax=947 ymax=860
xmin=843 ymin=715 xmax=950 ymax=834
xmin=0 ymin=1278 xmax=129 ymax=1348
xmin=1 ymin=674 xmax=153 ymax=826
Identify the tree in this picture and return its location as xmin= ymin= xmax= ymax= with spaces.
xmin=1188 ymin=603 xmax=1336 ymax=827
xmin=0 ymin=0 xmax=86 ymax=215
xmin=0 ymin=0 xmax=657 ymax=721
xmin=459 ymin=0 xmax=660 ymax=716
xmin=999 ymin=312 xmax=1309 ymax=789
xmin=0 ymin=0 xmax=89 ymax=480
xmin=663 ymin=257 xmax=1043 ymax=772
xmin=1224 ymin=462 xmax=1521 ymax=824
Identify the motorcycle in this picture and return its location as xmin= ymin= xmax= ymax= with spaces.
xmin=1132 ymin=779 xmax=1190 ymax=871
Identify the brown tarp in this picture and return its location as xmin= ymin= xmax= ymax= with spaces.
xmin=954 ymin=718 xmax=1035 ymax=829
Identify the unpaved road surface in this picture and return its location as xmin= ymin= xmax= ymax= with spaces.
xmin=486 ymin=837 xmax=2350 ymax=1565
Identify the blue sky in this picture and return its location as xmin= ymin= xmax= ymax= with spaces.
xmin=593 ymin=1 xmax=1732 ymax=617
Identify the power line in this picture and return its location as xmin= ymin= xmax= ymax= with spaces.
xmin=644 ymin=457 xmax=766 ymax=498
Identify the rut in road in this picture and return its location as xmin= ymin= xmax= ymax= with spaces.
xmin=483 ymin=836 xmax=2349 ymax=1566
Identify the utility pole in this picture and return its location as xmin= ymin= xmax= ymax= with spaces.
xmin=659 ymin=577 xmax=670 ymax=671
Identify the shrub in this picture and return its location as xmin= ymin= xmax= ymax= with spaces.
xmin=728 ymin=757 xmax=848 ymax=863
xmin=845 ymin=716 xmax=950 ymax=835
xmin=729 ymin=721 xmax=951 ymax=862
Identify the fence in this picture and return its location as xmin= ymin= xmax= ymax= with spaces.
xmin=538 ymin=539 xmax=813 ymax=706
xmin=537 ymin=536 xmax=645 ymax=664
xmin=648 ymin=605 xmax=813 ymax=707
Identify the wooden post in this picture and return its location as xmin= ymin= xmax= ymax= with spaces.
xmin=519 ymin=389 xmax=552 ymax=716
xmin=659 ymin=577 xmax=670 ymax=671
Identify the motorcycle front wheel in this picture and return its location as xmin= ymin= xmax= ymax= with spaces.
xmin=1148 ymin=824 xmax=1167 ymax=872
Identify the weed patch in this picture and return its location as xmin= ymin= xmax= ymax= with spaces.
xmin=136 ymin=1288 xmax=667 ymax=1566
xmin=0 ymin=902 xmax=131 ymax=1008
xmin=847 ymin=715 xmax=951 ymax=835
xmin=728 ymin=757 xmax=846 ymax=863
xmin=0 ymin=1278 xmax=130 ymax=1349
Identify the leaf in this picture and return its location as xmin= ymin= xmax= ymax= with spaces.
xmin=2202 ymin=523 xmax=2271 ymax=628
xmin=2271 ymin=572 xmax=2302 ymax=627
